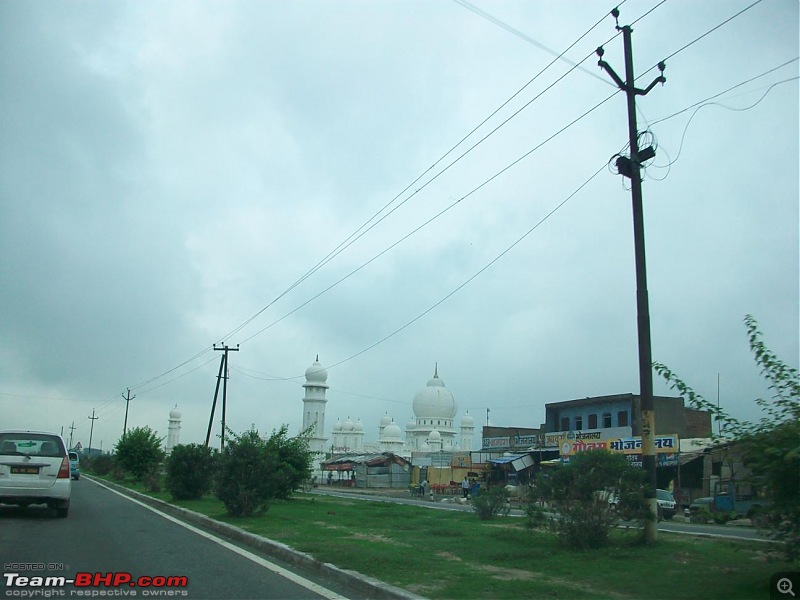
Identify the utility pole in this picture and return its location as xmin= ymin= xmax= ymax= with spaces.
xmin=88 ymin=409 xmax=99 ymax=454
xmin=68 ymin=421 xmax=76 ymax=450
xmin=204 ymin=344 xmax=239 ymax=451
xmin=122 ymin=388 xmax=135 ymax=436
xmin=597 ymin=7 xmax=666 ymax=544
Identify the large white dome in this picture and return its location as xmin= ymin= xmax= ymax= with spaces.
xmin=412 ymin=366 xmax=456 ymax=419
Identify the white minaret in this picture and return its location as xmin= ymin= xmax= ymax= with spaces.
xmin=167 ymin=405 xmax=181 ymax=453
xmin=302 ymin=355 xmax=329 ymax=455
xmin=460 ymin=411 xmax=475 ymax=451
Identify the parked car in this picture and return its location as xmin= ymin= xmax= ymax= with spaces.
xmin=656 ymin=489 xmax=676 ymax=520
xmin=0 ymin=430 xmax=72 ymax=517
xmin=685 ymin=496 xmax=714 ymax=522
xmin=68 ymin=451 xmax=80 ymax=480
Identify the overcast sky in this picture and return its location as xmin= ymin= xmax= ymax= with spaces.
xmin=2 ymin=0 xmax=797 ymax=452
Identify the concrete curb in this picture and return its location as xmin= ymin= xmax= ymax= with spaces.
xmin=88 ymin=476 xmax=422 ymax=600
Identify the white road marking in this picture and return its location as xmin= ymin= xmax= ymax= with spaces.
xmin=88 ymin=477 xmax=346 ymax=600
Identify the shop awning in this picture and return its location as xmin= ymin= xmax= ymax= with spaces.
xmin=489 ymin=454 xmax=535 ymax=471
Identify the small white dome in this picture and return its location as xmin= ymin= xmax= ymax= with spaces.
xmin=379 ymin=413 xmax=392 ymax=427
xmin=354 ymin=420 xmax=364 ymax=432
xmin=461 ymin=412 xmax=474 ymax=426
xmin=333 ymin=420 xmax=343 ymax=432
xmin=406 ymin=419 xmax=416 ymax=430
xmin=429 ymin=429 xmax=441 ymax=441
xmin=383 ymin=424 xmax=403 ymax=440
xmin=343 ymin=418 xmax=354 ymax=432
xmin=169 ymin=406 xmax=181 ymax=419
xmin=305 ymin=356 xmax=328 ymax=384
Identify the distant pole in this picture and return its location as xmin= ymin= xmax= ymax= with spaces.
xmin=68 ymin=421 xmax=76 ymax=449
xmin=717 ymin=373 xmax=721 ymax=435
xmin=204 ymin=354 xmax=227 ymax=448
xmin=88 ymin=409 xmax=99 ymax=453
xmin=122 ymin=388 xmax=136 ymax=436
xmin=597 ymin=8 xmax=666 ymax=544
xmin=212 ymin=344 xmax=239 ymax=451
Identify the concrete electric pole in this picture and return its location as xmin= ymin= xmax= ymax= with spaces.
xmin=122 ymin=388 xmax=136 ymax=437
xmin=596 ymin=8 xmax=666 ymax=544
xmin=88 ymin=409 xmax=99 ymax=454
xmin=204 ymin=344 xmax=239 ymax=451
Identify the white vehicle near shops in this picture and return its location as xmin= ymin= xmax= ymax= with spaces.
xmin=0 ymin=430 xmax=72 ymax=517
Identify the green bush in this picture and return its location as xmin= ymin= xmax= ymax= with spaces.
xmin=472 ymin=486 xmax=510 ymax=520
xmin=165 ymin=444 xmax=215 ymax=500
xmin=114 ymin=426 xmax=165 ymax=482
xmin=215 ymin=425 xmax=313 ymax=517
xmin=84 ymin=454 xmax=114 ymax=476
xmin=532 ymin=451 xmax=648 ymax=550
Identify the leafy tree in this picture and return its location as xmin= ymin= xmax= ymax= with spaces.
xmin=165 ymin=443 xmax=216 ymax=500
xmin=215 ymin=425 xmax=313 ymax=517
xmin=531 ymin=450 xmax=648 ymax=550
xmin=654 ymin=315 xmax=799 ymax=560
xmin=113 ymin=426 xmax=165 ymax=482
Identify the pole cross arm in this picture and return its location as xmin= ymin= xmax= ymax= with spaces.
xmin=635 ymin=73 xmax=667 ymax=97
xmin=598 ymin=58 xmax=666 ymax=95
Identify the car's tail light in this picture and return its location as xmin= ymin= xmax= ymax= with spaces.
xmin=57 ymin=457 xmax=71 ymax=479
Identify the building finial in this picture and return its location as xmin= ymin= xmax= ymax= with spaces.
xmin=434 ymin=362 xmax=439 ymax=378
xmin=316 ymin=354 xmax=319 ymax=362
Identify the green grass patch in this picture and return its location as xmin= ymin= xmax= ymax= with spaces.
xmin=94 ymin=477 xmax=797 ymax=599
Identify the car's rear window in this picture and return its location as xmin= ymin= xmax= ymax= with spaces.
xmin=0 ymin=433 xmax=66 ymax=457
xmin=69 ymin=452 xmax=79 ymax=461
xmin=657 ymin=489 xmax=674 ymax=501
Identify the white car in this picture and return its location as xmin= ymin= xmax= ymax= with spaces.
xmin=0 ymin=430 xmax=72 ymax=517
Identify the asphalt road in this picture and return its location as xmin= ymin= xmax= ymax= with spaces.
xmin=0 ymin=478 xmax=354 ymax=600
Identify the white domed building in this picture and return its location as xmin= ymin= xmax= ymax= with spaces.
xmin=304 ymin=359 xmax=473 ymax=458
xmin=406 ymin=365 xmax=459 ymax=451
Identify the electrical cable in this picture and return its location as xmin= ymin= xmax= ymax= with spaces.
xmin=237 ymin=89 xmax=619 ymax=347
xmin=215 ymin=5 xmax=626 ymax=346
xmin=121 ymin=4 xmax=629 ymax=396
xmin=648 ymin=76 xmax=798 ymax=173
xmin=318 ymin=163 xmax=608 ymax=375
xmin=135 ymin=355 xmax=221 ymax=397
xmin=122 ymin=0 xmax=760 ymax=394
xmin=452 ymin=0 xmax=620 ymax=87
xmin=637 ymin=0 xmax=767 ymax=81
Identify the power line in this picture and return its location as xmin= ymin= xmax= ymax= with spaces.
xmin=637 ymin=0 xmax=768 ymax=80
xmin=119 ymin=0 xmax=772 ymax=396
xmin=320 ymin=163 xmax=607 ymax=375
xmin=647 ymin=76 xmax=799 ymax=179
xmin=452 ymin=0 xmax=619 ymax=87
xmin=237 ymin=88 xmax=619 ymax=347
xmin=135 ymin=355 xmax=220 ymax=396
xmin=122 ymin=4 xmax=626 ymax=393
xmin=216 ymin=4 xmax=626 ymax=346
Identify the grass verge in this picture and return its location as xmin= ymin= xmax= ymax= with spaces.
xmin=95 ymin=476 xmax=797 ymax=599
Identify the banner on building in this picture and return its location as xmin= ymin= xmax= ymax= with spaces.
xmin=560 ymin=433 xmax=679 ymax=468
